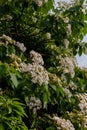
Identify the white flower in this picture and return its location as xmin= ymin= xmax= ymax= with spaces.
xmin=33 ymin=0 xmax=43 ymax=7
xmin=44 ymin=0 xmax=48 ymax=2
xmin=20 ymin=63 xmax=49 ymax=86
xmin=58 ymin=56 xmax=76 ymax=78
xmin=63 ymin=39 xmax=69 ymax=48
xmin=15 ymin=42 xmax=26 ymax=52
xmin=30 ymin=50 xmax=44 ymax=65
xmin=1 ymin=35 xmax=26 ymax=52
xmin=29 ymin=96 xmax=42 ymax=112
xmin=75 ymin=93 xmax=87 ymax=115
xmin=8 ymin=53 xmax=22 ymax=63
xmin=64 ymin=17 xmax=69 ymax=23
xmin=46 ymin=32 xmax=51 ymax=40
xmin=53 ymin=116 xmax=75 ymax=130
xmin=6 ymin=15 xmax=13 ymax=20
xmin=66 ymin=24 xmax=71 ymax=36
xmin=2 ymin=34 xmax=14 ymax=44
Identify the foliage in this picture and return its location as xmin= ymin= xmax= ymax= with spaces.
xmin=0 ymin=0 xmax=87 ymax=130
xmin=0 ymin=96 xmax=28 ymax=130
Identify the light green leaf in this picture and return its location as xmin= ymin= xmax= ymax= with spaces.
xmin=43 ymin=93 xmax=48 ymax=109
xmin=0 ymin=124 xmax=4 ymax=130
xmin=10 ymin=73 xmax=19 ymax=88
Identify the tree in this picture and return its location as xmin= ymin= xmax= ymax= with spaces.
xmin=0 ymin=0 xmax=87 ymax=129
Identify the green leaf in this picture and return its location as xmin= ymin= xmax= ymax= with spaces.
xmin=43 ymin=84 xmax=49 ymax=92
xmin=8 ymin=106 xmax=12 ymax=114
xmin=43 ymin=93 xmax=48 ymax=109
xmin=46 ymin=126 xmax=55 ymax=130
xmin=19 ymin=125 xmax=28 ymax=130
xmin=0 ymin=65 xmax=7 ymax=75
xmin=0 ymin=5 xmax=11 ymax=16
xmin=10 ymin=73 xmax=19 ymax=88
xmin=50 ymin=84 xmax=56 ymax=91
xmin=0 ymin=124 xmax=4 ymax=130
xmin=56 ymin=86 xmax=64 ymax=97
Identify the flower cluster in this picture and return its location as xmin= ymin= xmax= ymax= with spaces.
xmin=14 ymin=42 xmax=26 ymax=52
xmin=53 ymin=116 xmax=75 ymax=130
xmin=59 ymin=56 xmax=76 ymax=78
xmin=57 ymin=56 xmax=76 ymax=78
xmin=20 ymin=63 xmax=49 ymax=85
xmin=8 ymin=53 xmax=21 ymax=63
xmin=75 ymin=93 xmax=87 ymax=115
xmin=57 ymin=1 xmax=72 ymax=10
xmin=33 ymin=0 xmax=43 ymax=7
xmin=20 ymin=50 xmax=49 ymax=85
xmin=30 ymin=50 xmax=44 ymax=65
xmin=1 ymin=15 xmax=12 ymax=21
xmin=33 ymin=0 xmax=48 ymax=7
xmin=63 ymin=17 xmax=69 ymax=23
xmin=45 ymin=32 xmax=51 ymax=40
xmin=6 ymin=53 xmax=22 ymax=68
xmin=29 ymin=96 xmax=42 ymax=112
xmin=2 ymin=34 xmax=14 ymax=44
xmin=1 ymin=34 xmax=26 ymax=52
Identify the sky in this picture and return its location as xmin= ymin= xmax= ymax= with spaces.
xmin=55 ymin=0 xmax=87 ymax=67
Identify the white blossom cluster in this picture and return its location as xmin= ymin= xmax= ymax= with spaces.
xmin=55 ymin=11 xmax=70 ymax=23
xmin=20 ymin=62 xmax=49 ymax=85
xmin=30 ymin=50 xmax=44 ymax=65
xmin=2 ymin=34 xmax=14 ymax=44
xmin=57 ymin=56 xmax=76 ymax=78
xmin=1 ymin=15 xmax=12 ymax=21
xmin=14 ymin=41 xmax=26 ymax=52
xmin=55 ymin=14 xmax=72 ymax=36
xmin=20 ymin=50 xmax=49 ymax=85
xmin=45 ymin=32 xmax=51 ymax=40
xmin=63 ymin=17 xmax=69 ymax=23
xmin=75 ymin=93 xmax=87 ymax=115
xmin=6 ymin=50 xmax=49 ymax=86
xmin=8 ymin=53 xmax=21 ymax=63
xmin=53 ymin=116 xmax=75 ymax=130
xmin=1 ymin=34 xmax=26 ymax=52
xmin=29 ymin=96 xmax=42 ymax=112
xmin=57 ymin=1 xmax=72 ymax=10
xmin=33 ymin=0 xmax=48 ymax=7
